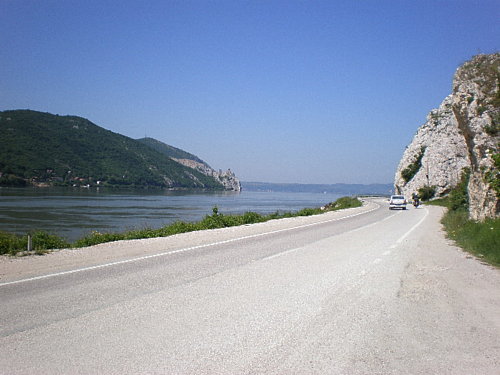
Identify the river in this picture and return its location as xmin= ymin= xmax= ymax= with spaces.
xmin=0 ymin=187 xmax=343 ymax=242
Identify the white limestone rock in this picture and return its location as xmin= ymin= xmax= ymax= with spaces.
xmin=394 ymin=95 xmax=470 ymax=198
xmin=395 ymin=53 xmax=499 ymax=220
xmin=173 ymin=158 xmax=241 ymax=191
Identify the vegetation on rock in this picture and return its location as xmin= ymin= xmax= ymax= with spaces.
xmin=484 ymin=146 xmax=500 ymax=198
xmin=401 ymin=146 xmax=426 ymax=183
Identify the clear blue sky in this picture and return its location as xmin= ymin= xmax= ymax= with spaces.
xmin=1 ymin=0 xmax=498 ymax=184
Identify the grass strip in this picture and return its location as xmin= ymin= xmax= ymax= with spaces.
xmin=441 ymin=209 xmax=500 ymax=267
xmin=427 ymin=198 xmax=500 ymax=267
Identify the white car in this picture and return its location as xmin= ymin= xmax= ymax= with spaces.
xmin=389 ymin=195 xmax=407 ymax=210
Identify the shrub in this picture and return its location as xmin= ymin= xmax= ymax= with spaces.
xmin=0 ymin=231 xmax=26 ymax=255
xmin=242 ymin=211 xmax=264 ymax=224
xmin=324 ymin=196 xmax=362 ymax=210
xmin=158 ymin=221 xmax=199 ymax=236
xmin=0 ymin=230 xmax=70 ymax=255
xmin=449 ymin=168 xmax=470 ymax=211
xmin=296 ymin=208 xmax=321 ymax=216
xmin=123 ymin=227 xmax=159 ymax=240
xmin=73 ymin=231 xmax=125 ymax=247
xmin=484 ymin=123 xmax=499 ymax=136
xmin=418 ymin=185 xmax=436 ymax=201
xmin=433 ymin=166 xmax=499 ymax=267
xmin=31 ymin=231 xmax=70 ymax=253
xmin=401 ymin=147 xmax=426 ymax=183
xmin=0 ymin=174 xmax=27 ymax=187
xmin=442 ymin=210 xmax=500 ymax=266
xmin=484 ymin=146 xmax=500 ymax=198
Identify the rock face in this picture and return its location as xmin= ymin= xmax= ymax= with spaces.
xmin=452 ymin=54 xmax=500 ymax=220
xmin=395 ymin=53 xmax=499 ymax=220
xmin=136 ymin=137 xmax=242 ymax=192
xmin=173 ymin=158 xmax=241 ymax=191
xmin=394 ymin=95 xmax=470 ymax=198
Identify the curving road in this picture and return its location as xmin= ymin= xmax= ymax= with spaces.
xmin=1 ymin=199 xmax=499 ymax=374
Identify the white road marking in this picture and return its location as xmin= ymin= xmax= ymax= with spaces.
xmin=262 ymin=247 xmax=302 ymax=261
xmin=345 ymin=211 xmax=398 ymax=235
xmin=0 ymin=204 xmax=380 ymax=287
xmin=395 ymin=207 xmax=429 ymax=244
xmin=262 ymin=205 xmax=398 ymax=261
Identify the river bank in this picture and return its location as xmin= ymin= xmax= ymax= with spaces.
xmin=0 ymin=199 xmax=374 ymax=284
xmin=0 ymin=188 xmax=346 ymax=242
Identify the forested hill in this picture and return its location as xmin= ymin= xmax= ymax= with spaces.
xmin=0 ymin=110 xmax=225 ymax=189
xmin=137 ymin=137 xmax=206 ymax=165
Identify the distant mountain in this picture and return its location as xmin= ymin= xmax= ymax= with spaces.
xmin=241 ymin=181 xmax=393 ymax=195
xmin=0 ymin=110 xmax=231 ymax=190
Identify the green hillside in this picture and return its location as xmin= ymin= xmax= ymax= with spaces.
xmin=137 ymin=137 xmax=206 ymax=165
xmin=0 ymin=110 xmax=224 ymax=189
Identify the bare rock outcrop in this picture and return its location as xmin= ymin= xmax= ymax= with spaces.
xmin=452 ymin=54 xmax=500 ymax=220
xmin=395 ymin=53 xmax=499 ymax=220
xmin=173 ymin=158 xmax=241 ymax=191
xmin=394 ymin=95 xmax=470 ymax=198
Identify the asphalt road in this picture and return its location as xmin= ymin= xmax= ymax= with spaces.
xmin=1 ymin=199 xmax=499 ymax=374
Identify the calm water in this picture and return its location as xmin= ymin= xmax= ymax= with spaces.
xmin=0 ymin=187 xmax=342 ymax=242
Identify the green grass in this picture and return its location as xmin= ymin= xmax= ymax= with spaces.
xmin=441 ymin=209 xmax=500 ymax=267
xmin=426 ymin=197 xmax=500 ymax=267
xmin=0 ymin=230 xmax=70 ymax=256
xmin=1 ymin=196 xmax=362 ymax=256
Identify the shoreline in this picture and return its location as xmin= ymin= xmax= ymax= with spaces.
xmin=0 ymin=200 xmax=376 ymax=284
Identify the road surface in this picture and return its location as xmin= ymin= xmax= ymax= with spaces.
xmin=1 ymin=199 xmax=499 ymax=374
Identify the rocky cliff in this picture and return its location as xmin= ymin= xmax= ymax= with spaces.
xmin=172 ymin=158 xmax=241 ymax=191
xmin=137 ymin=137 xmax=241 ymax=192
xmin=395 ymin=53 xmax=499 ymax=220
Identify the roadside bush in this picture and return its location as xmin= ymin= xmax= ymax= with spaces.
xmin=73 ymin=231 xmax=125 ymax=248
xmin=199 ymin=213 xmax=226 ymax=229
xmin=0 ymin=230 xmax=70 ymax=255
xmin=442 ymin=210 xmax=500 ymax=266
xmin=157 ymin=221 xmax=199 ymax=236
xmin=449 ymin=168 xmax=470 ymax=211
xmin=296 ymin=207 xmax=321 ymax=216
xmin=242 ymin=211 xmax=264 ymax=224
xmin=123 ymin=227 xmax=159 ymax=240
xmin=324 ymin=196 xmax=362 ymax=210
xmin=31 ymin=231 xmax=70 ymax=253
xmin=430 ymin=167 xmax=499 ymax=267
xmin=0 ymin=231 xmax=26 ymax=255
